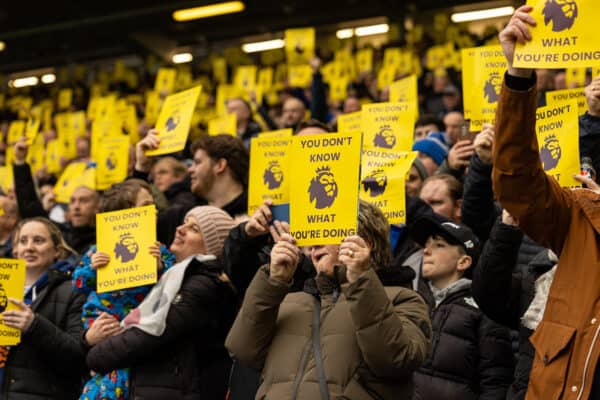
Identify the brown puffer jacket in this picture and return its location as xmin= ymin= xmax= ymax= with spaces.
xmin=226 ymin=265 xmax=431 ymax=400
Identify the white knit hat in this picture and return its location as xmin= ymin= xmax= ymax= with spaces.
xmin=184 ymin=206 xmax=236 ymax=257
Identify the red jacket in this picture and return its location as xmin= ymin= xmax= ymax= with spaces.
xmin=493 ymin=76 xmax=600 ymax=400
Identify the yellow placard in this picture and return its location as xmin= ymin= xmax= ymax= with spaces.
xmin=425 ymin=45 xmax=447 ymax=70
xmin=154 ymin=68 xmax=177 ymax=94
xmin=24 ymin=118 xmax=40 ymax=144
xmin=58 ymin=89 xmax=73 ymax=110
xmin=7 ymin=121 xmax=25 ymax=145
xmin=234 ymin=65 xmax=257 ymax=93
xmin=55 ymin=113 xmax=77 ymax=160
xmin=285 ymin=28 xmax=315 ymax=65
xmin=260 ymin=128 xmax=293 ymax=138
xmin=360 ymin=150 xmax=416 ymax=224
xmin=384 ymin=48 xmax=403 ymax=70
xmin=360 ymin=149 xmax=418 ymax=224
xmin=566 ymin=67 xmax=586 ymax=88
xmin=461 ymin=46 xmax=507 ymax=129
xmin=546 ymin=88 xmax=588 ymax=115
xmin=248 ymin=136 xmax=291 ymax=214
xmin=208 ymin=113 xmax=237 ymax=136
xmin=356 ymin=48 xmax=373 ymax=73
xmin=514 ymin=0 xmax=600 ymax=68
xmin=27 ymin=134 xmax=45 ymax=175
xmin=337 ymin=111 xmax=362 ymax=134
xmin=289 ymin=132 xmax=362 ymax=246
xmin=87 ymin=97 xmax=100 ymax=120
xmin=288 ymin=65 xmax=313 ymax=88
xmin=117 ymin=103 xmax=140 ymax=144
xmin=54 ymin=162 xmax=96 ymax=204
xmin=94 ymin=95 xmax=117 ymax=123
xmin=536 ymin=100 xmax=580 ymax=187
xmin=95 ymin=136 xmax=130 ymax=190
xmin=377 ymin=66 xmax=396 ymax=90
xmin=0 ymin=166 xmax=13 ymax=195
xmin=0 ymin=259 xmax=26 ymax=345
xmin=70 ymin=111 xmax=87 ymax=138
xmin=362 ymin=103 xmax=414 ymax=152
xmin=330 ymin=77 xmax=349 ymax=102
xmin=389 ymin=75 xmax=419 ymax=119
xmin=45 ymin=140 xmax=62 ymax=175
xmin=258 ymin=68 xmax=274 ymax=91
xmin=146 ymin=86 xmax=202 ymax=156
xmin=96 ymin=205 xmax=157 ymax=293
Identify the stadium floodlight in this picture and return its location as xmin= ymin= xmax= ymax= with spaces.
xmin=173 ymin=1 xmax=245 ymax=22
xmin=451 ymin=6 xmax=515 ymax=23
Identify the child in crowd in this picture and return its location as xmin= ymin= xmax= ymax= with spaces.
xmin=75 ymin=179 xmax=175 ymax=400
xmin=410 ymin=215 xmax=514 ymax=400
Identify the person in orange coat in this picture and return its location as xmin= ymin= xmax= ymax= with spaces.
xmin=493 ymin=6 xmax=600 ymax=399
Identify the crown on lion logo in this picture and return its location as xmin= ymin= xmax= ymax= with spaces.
xmin=316 ymin=165 xmax=332 ymax=174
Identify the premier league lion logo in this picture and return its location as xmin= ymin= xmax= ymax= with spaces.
xmin=308 ymin=166 xmax=338 ymax=209
xmin=373 ymin=125 xmax=396 ymax=149
xmin=165 ymin=111 xmax=180 ymax=132
xmin=543 ymin=0 xmax=578 ymax=32
xmin=362 ymin=169 xmax=387 ymax=197
xmin=0 ymin=283 xmax=8 ymax=313
xmin=114 ymin=233 xmax=139 ymax=263
xmin=540 ymin=134 xmax=562 ymax=171
xmin=106 ymin=152 xmax=117 ymax=171
xmin=483 ymin=72 xmax=502 ymax=104
xmin=263 ymin=161 xmax=284 ymax=190
xmin=294 ymin=41 xmax=305 ymax=55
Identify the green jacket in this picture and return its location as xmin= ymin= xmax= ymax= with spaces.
xmin=226 ymin=266 xmax=431 ymax=399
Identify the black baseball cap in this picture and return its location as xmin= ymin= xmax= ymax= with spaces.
xmin=410 ymin=215 xmax=480 ymax=265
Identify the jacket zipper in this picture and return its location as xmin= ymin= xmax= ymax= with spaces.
xmin=577 ymin=322 xmax=600 ymax=400
xmin=292 ymin=340 xmax=313 ymax=400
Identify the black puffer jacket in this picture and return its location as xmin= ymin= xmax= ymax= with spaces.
xmin=472 ymin=220 xmax=556 ymax=400
xmin=86 ymin=258 xmax=238 ymax=400
xmin=1 ymin=265 xmax=87 ymax=399
xmin=414 ymin=279 xmax=514 ymax=400
xmin=461 ymin=153 xmax=544 ymax=269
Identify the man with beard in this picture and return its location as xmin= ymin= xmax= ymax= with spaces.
xmin=138 ymin=132 xmax=249 ymax=245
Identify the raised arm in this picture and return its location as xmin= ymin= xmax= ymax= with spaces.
xmin=492 ymin=6 xmax=573 ymax=254
xmin=12 ymin=139 xmax=47 ymax=218
xmin=472 ymin=212 xmax=523 ymax=329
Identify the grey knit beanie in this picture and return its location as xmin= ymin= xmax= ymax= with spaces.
xmin=184 ymin=206 xmax=236 ymax=257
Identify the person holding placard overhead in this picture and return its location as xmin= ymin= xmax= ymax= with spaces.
xmin=86 ymin=206 xmax=238 ymax=400
xmin=493 ymin=5 xmax=600 ymax=398
xmin=1 ymin=217 xmax=86 ymax=399
xmin=75 ymin=179 xmax=175 ymax=400
xmin=226 ymin=200 xmax=431 ymax=399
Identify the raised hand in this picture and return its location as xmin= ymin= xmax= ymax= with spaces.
xmin=338 ymin=235 xmax=372 ymax=283
xmin=91 ymin=251 xmax=110 ymax=270
xmin=269 ymin=234 xmax=300 ymax=283
xmin=135 ymin=129 xmax=161 ymax=172
xmin=499 ymin=5 xmax=536 ymax=78
xmin=474 ymin=124 xmax=495 ymax=165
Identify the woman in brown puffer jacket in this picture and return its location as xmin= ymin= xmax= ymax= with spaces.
xmin=226 ymin=201 xmax=431 ymax=399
